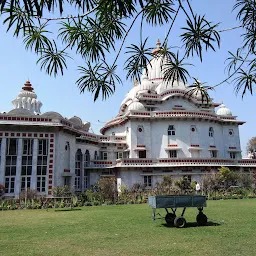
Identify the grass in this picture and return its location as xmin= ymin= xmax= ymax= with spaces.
xmin=1 ymin=199 xmax=256 ymax=256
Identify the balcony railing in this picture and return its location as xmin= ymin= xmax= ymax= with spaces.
xmin=87 ymin=158 xmax=256 ymax=168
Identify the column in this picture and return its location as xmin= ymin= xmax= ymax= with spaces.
xmin=31 ymin=139 xmax=38 ymax=190
xmin=0 ymin=138 xmax=7 ymax=185
xmin=14 ymin=138 xmax=23 ymax=198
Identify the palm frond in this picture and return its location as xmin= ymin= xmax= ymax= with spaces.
xmin=233 ymin=67 xmax=256 ymax=98
xmin=76 ymin=61 xmax=121 ymax=101
xmin=185 ymin=78 xmax=214 ymax=103
xmin=124 ymin=38 xmax=152 ymax=82
xmin=36 ymin=40 xmax=70 ymax=76
xmin=23 ymin=23 xmax=52 ymax=53
xmin=143 ymin=0 xmax=175 ymax=26
xmin=225 ymin=48 xmax=244 ymax=75
xmin=181 ymin=15 xmax=220 ymax=61
xmin=162 ymin=51 xmax=191 ymax=85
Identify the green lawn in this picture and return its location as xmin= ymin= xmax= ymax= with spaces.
xmin=1 ymin=199 xmax=256 ymax=256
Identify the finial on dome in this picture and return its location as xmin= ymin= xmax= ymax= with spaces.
xmin=22 ymin=80 xmax=34 ymax=92
xmin=152 ymin=39 xmax=162 ymax=54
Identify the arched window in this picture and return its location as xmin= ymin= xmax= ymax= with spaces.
xmin=85 ymin=150 xmax=90 ymax=167
xmin=209 ymin=127 xmax=214 ymax=137
xmin=75 ymin=149 xmax=82 ymax=191
xmin=84 ymin=150 xmax=90 ymax=190
xmin=168 ymin=125 xmax=175 ymax=136
xmin=94 ymin=151 xmax=98 ymax=160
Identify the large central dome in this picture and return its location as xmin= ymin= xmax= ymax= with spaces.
xmin=119 ymin=40 xmax=188 ymax=115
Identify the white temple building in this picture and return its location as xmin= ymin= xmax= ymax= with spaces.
xmin=1 ymin=42 xmax=256 ymax=198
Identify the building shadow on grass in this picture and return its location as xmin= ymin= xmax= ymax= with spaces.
xmin=161 ymin=221 xmax=221 ymax=228
xmin=54 ymin=208 xmax=82 ymax=212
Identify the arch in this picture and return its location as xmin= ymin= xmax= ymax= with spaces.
xmin=84 ymin=150 xmax=90 ymax=167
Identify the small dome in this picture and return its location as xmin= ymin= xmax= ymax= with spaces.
xmin=156 ymin=80 xmax=187 ymax=94
xmin=137 ymin=78 xmax=155 ymax=94
xmin=216 ymin=104 xmax=232 ymax=116
xmin=18 ymin=90 xmax=37 ymax=99
xmin=41 ymin=111 xmax=63 ymax=119
xmin=128 ymin=101 xmax=146 ymax=111
xmin=8 ymin=108 xmax=34 ymax=116
xmin=69 ymin=116 xmax=83 ymax=128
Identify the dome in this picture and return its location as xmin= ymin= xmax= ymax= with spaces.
xmin=41 ymin=111 xmax=63 ymax=119
xmin=141 ymin=39 xmax=168 ymax=81
xmin=18 ymin=90 xmax=37 ymax=99
xmin=127 ymin=100 xmax=146 ymax=111
xmin=216 ymin=104 xmax=232 ymax=116
xmin=156 ymin=80 xmax=187 ymax=94
xmin=8 ymin=108 xmax=34 ymax=116
xmin=12 ymin=81 xmax=42 ymax=114
xmin=137 ymin=77 xmax=156 ymax=95
xmin=69 ymin=116 xmax=83 ymax=128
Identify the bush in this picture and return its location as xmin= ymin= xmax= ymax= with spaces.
xmin=52 ymin=185 xmax=72 ymax=197
xmin=98 ymin=177 xmax=117 ymax=203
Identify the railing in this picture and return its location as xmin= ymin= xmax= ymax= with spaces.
xmin=87 ymin=158 xmax=256 ymax=168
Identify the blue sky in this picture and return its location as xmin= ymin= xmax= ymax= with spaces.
xmin=0 ymin=0 xmax=255 ymax=156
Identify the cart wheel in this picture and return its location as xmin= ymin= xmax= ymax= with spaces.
xmin=165 ymin=213 xmax=176 ymax=225
xmin=196 ymin=212 xmax=208 ymax=226
xmin=174 ymin=216 xmax=186 ymax=228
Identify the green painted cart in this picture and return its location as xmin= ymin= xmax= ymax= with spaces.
xmin=148 ymin=195 xmax=207 ymax=228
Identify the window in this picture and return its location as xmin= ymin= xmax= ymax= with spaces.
xmin=37 ymin=139 xmax=48 ymax=192
xmin=84 ymin=150 xmax=90 ymax=190
xmin=169 ymin=150 xmax=177 ymax=158
xmin=230 ymin=152 xmax=236 ymax=159
xmin=94 ymin=151 xmax=98 ymax=160
xmin=168 ymin=125 xmax=175 ymax=136
xmin=5 ymin=139 xmax=17 ymax=193
xmin=5 ymin=177 xmax=15 ymax=193
xmin=83 ymin=170 xmax=89 ymax=190
xmin=191 ymin=125 xmax=196 ymax=132
xmin=85 ymin=150 xmax=90 ymax=167
xmin=144 ymin=176 xmax=152 ymax=187
xmin=209 ymin=127 xmax=214 ymax=137
xmin=75 ymin=150 xmax=82 ymax=191
xmin=101 ymin=152 xmax=108 ymax=160
xmin=210 ymin=150 xmax=217 ymax=158
xmin=139 ymin=150 xmax=146 ymax=158
xmin=38 ymin=139 xmax=48 ymax=155
xmin=116 ymin=152 xmax=123 ymax=159
xmin=6 ymin=138 xmax=18 ymax=155
xmin=21 ymin=139 xmax=33 ymax=191
xmin=229 ymin=129 xmax=234 ymax=136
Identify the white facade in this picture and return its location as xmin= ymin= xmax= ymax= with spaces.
xmin=1 ymin=43 xmax=256 ymax=198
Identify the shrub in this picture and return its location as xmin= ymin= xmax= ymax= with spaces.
xmin=52 ymin=185 xmax=72 ymax=197
xmin=98 ymin=177 xmax=117 ymax=203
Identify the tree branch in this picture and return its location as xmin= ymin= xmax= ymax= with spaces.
xmin=211 ymin=51 xmax=250 ymax=89
xmin=163 ymin=5 xmax=181 ymax=46
xmin=112 ymin=9 xmax=144 ymax=67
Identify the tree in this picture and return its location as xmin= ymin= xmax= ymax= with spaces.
xmin=246 ymin=136 xmax=256 ymax=158
xmin=217 ymin=166 xmax=239 ymax=189
xmin=0 ymin=0 xmax=255 ymax=101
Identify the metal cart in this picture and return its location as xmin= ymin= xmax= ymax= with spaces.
xmin=148 ymin=195 xmax=207 ymax=228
